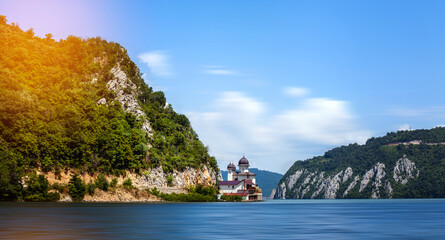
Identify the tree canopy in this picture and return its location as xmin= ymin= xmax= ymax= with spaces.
xmin=0 ymin=16 xmax=218 ymax=201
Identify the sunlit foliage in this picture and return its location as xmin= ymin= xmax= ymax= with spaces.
xmin=0 ymin=16 xmax=218 ymax=201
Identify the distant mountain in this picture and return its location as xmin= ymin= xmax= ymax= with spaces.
xmin=221 ymin=168 xmax=283 ymax=198
xmin=272 ymin=127 xmax=445 ymax=199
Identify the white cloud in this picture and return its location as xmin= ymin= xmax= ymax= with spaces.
xmin=202 ymin=66 xmax=237 ymax=75
xmin=284 ymin=87 xmax=309 ymax=98
xmin=138 ymin=51 xmax=173 ymax=77
xmin=273 ymin=98 xmax=370 ymax=145
xmin=187 ymin=91 xmax=371 ymax=173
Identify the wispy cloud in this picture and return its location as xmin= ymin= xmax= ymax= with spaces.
xmin=138 ymin=51 xmax=173 ymax=77
xmin=187 ymin=90 xmax=371 ymax=173
xmin=202 ymin=66 xmax=237 ymax=75
xmin=284 ymin=87 xmax=309 ymax=98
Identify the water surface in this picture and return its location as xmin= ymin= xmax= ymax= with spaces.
xmin=1 ymin=199 xmax=445 ymax=239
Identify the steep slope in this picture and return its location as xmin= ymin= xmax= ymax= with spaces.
xmin=220 ymin=168 xmax=283 ymax=198
xmin=0 ymin=16 xmax=218 ymax=201
xmin=272 ymin=127 xmax=445 ymax=199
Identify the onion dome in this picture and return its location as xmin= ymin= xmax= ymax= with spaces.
xmin=238 ymin=155 xmax=250 ymax=166
xmin=227 ymin=162 xmax=236 ymax=171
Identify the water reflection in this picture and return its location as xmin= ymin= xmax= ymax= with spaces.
xmin=1 ymin=200 xmax=445 ymax=239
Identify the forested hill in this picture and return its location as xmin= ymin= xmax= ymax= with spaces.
xmin=0 ymin=16 xmax=218 ymax=201
xmin=220 ymin=168 xmax=283 ymax=198
xmin=272 ymin=127 xmax=445 ymax=199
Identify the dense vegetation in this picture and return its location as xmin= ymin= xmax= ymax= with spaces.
xmin=220 ymin=194 xmax=243 ymax=202
xmin=279 ymin=127 xmax=445 ymax=198
xmin=221 ymin=168 xmax=283 ymax=197
xmin=0 ymin=16 xmax=218 ymax=201
xmin=150 ymin=185 xmax=219 ymax=202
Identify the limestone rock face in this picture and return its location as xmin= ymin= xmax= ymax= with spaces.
xmin=270 ymin=189 xmax=277 ymax=199
xmin=343 ymin=175 xmax=360 ymax=197
xmin=342 ymin=167 xmax=353 ymax=183
xmin=217 ymin=171 xmax=224 ymax=182
xmin=272 ymin=157 xmax=420 ymax=199
xmin=287 ymin=170 xmax=304 ymax=189
xmin=107 ymin=64 xmax=153 ymax=136
xmin=370 ymin=163 xmax=386 ymax=198
xmin=393 ymin=157 xmax=419 ymax=184
xmin=274 ymin=182 xmax=287 ymax=199
xmin=360 ymin=166 xmax=377 ymax=192
xmin=40 ymin=164 xmax=217 ymax=202
xmin=127 ymin=165 xmax=217 ymax=190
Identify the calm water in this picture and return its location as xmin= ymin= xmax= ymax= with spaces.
xmin=1 ymin=199 xmax=445 ymax=239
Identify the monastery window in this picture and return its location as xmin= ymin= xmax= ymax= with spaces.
xmin=232 ymin=186 xmax=234 ymax=189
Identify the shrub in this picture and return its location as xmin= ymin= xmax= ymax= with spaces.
xmin=86 ymin=181 xmax=96 ymax=195
xmin=148 ymin=187 xmax=160 ymax=196
xmin=221 ymin=195 xmax=242 ymax=202
xmin=68 ymin=174 xmax=86 ymax=202
xmin=52 ymin=183 xmax=67 ymax=193
xmin=122 ymin=178 xmax=134 ymax=189
xmin=158 ymin=185 xmax=218 ymax=202
xmin=166 ymin=175 xmax=174 ymax=187
xmin=95 ymin=174 xmax=109 ymax=191
xmin=110 ymin=178 xmax=118 ymax=189
xmin=23 ymin=173 xmax=60 ymax=202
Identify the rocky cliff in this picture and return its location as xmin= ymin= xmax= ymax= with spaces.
xmin=272 ymin=128 xmax=445 ymax=199
xmin=273 ymin=157 xmax=418 ymax=199
xmin=39 ymin=165 xmax=217 ymax=202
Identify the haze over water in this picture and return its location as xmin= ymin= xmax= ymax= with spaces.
xmin=1 ymin=199 xmax=445 ymax=239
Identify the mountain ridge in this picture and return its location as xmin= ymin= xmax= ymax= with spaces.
xmin=273 ymin=127 xmax=445 ymax=199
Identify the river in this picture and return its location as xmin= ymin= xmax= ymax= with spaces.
xmin=1 ymin=199 xmax=445 ymax=239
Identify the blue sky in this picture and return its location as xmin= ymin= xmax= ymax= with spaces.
xmin=2 ymin=0 xmax=445 ymax=173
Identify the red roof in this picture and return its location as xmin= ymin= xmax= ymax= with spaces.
xmin=219 ymin=180 xmax=241 ymax=186
xmin=223 ymin=193 xmax=248 ymax=196
xmin=245 ymin=179 xmax=255 ymax=185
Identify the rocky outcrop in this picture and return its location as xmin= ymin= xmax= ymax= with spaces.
xmin=343 ymin=175 xmax=360 ymax=197
xmin=100 ymin=64 xmax=153 ymax=136
xmin=370 ymin=163 xmax=386 ymax=198
xmin=270 ymin=189 xmax=276 ymax=199
xmin=274 ymin=182 xmax=287 ymax=199
xmin=79 ymin=60 xmax=217 ymax=202
xmin=83 ymin=188 xmax=161 ymax=202
xmin=287 ymin=170 xmax=304 ymax=189
xmin=310 ymin=170 xmax=344 ymax=199
xmin=342 ymin=167 xmax=353 ymax=183
xmin=134 ymin=165 xmax=217 ymax=189
xmin=39 ymin=164 xmax=217 ymax=202
xmin=273 ymin=158 xmax=420 ymax=199
xmin=393 ymin=157 xmax=419 ymax=184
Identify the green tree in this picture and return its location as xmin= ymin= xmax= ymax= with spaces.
xmin=68 ymin=174 xmax=86 ymax=202
xmin=94 ymin=173 xmax=109 ymax=191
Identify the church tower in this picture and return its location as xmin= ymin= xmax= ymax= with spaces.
xmin=227 ymin=162 xmax=236 ymax=181
xmin=238 ymin=155 xmax=250 ymax=173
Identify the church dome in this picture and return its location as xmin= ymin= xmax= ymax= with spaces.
xmin=238 ymin=156 xmax=250 ymax=166
xmin=227 ymin=162 xmax=236 ymax=171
